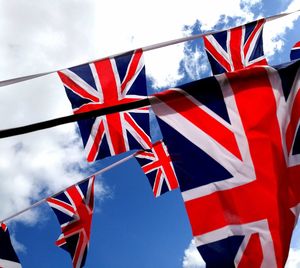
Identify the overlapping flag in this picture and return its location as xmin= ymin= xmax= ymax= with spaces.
xmin=47 ymin=176 xmax=95 ymax=268
xmin=57 ymin=50 xmax=151 ymax=162
xmin=203 ymin=19 xmax=267 ymax=74
xmin=134 ymin=140 xmax=179 ymax=197
xmin=0 ymin=223 xmax=21 ymax=268
xmin=151 ymin=60 xmax=300 ymax=267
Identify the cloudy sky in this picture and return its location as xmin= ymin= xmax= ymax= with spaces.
xmin=0 ymin=0 xmax=300 ymax=267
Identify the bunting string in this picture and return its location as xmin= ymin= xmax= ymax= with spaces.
xmin=0 ymin=10 xmax=298 ymax=88
xmin=0 ymin=152 xmax=137 ymax=223
xmin=0 ymin=10 xmax=299 ymax=139
xmin=0 ymin=98 xmax=151 ymax=138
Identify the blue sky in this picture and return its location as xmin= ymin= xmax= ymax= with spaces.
xmin=14 ymin=154 xmax=192 ymax=268
xmin=0 ymin=0 xmax=300 ymax=267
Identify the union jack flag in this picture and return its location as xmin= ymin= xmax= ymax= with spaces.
xmin=0 ymin=223 xmax=21 ymax=268
xmin=135 ymin=140 xmax=179 ymax=197
xmin=57 ymin=50 xmax=151 ymax=162
xmin=290 ymin=41 xmax=300 ymax=61
xmin=151 ymin=60 xmax=300 ymax=267
xmin=203 ymin=19 xmax=267 ymax=75
xmin=47 ymin=176 xmax=95 ymax=268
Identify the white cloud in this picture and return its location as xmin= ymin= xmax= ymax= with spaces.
xmin=125 ymin=0 xmax=260 ymax=89
xmin=181 ymin=45 xmax=210 ymax=81
xmin=0 ymin=0 xmax=100 ymax=79
xmin=0 ymin=74 xmax=108 ymax=224
xmin=182 ymin=240 xmax=206 ymax=268
xmin=93 ymin=0 xmax=258 ymax=47
xmin=0 ymin=0 xmax=262 ymax=89
xmin=286 ymin=247 xmax=300 ymax=268
xmin=263 ymin=1 xmax=300 ymax=59
xmin=145 ymin=44 xmax=185 ymax=89
xmin=241 ymin=0 xmax=261 ymax=5
xmin=286 ymin=0 xmax=300 ymax=13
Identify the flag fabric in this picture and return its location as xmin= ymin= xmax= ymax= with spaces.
xmin=135 ymin=140 xmax=179 ymax=197
xmin=151 ymin=60 xmax=300 ymax=267
xmin=203 ymin=19 xmax=267 ymax=75
xmin=0 ymin=223 xmax=21 ymax=268
xmin=290 ymin=41 xmax=300 ymax=61
xmin=57 ymin=50 xmax=152 ymax=162
xmin=47 ymin=176 xmax=95 ymax=268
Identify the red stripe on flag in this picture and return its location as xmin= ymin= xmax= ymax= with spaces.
xmin=203 ymin=37 xmax=232 ymax=72
xmin=105 ymin=113 xmax=127 ymax=154
xmin=293 ymin=41 xmax=300 ymax=49
xmin=153 ymin=142 xmax=179 ymax=190
xmin=87 ymin=120 xmax=105 ymax=162
xmin=58 ymin=71 xmax=99 ymax=103
xmin=94 ymin=58 xmax=120 ymax=105
xmin=74 ymin=97 xmax=144 ymax=114
xmin=142 ymin=158 xmax=160 ymax=173
xmin=157 ymin=90 xmax=242 ymax=160
xmin=0 ymin=223 xmax=6 ymax=231
xmin=237 ymin=233 xmax=263 ymax=268
xmin=243 ymin=19 xmax=265 ymax=58
xmin=56 ymin=236 xmax=67 ymax=247
xmin=124 ymin=113 xmax=152 ymax=148
xmin=229 ymin=27 xmax=244 ymax=70
xmin=72 ymin=233 xmax=85 ymax=268
xmin=47 ymin=197 xmax=76 ymax=215
xmin=248 ymin=58 xmax=268 ymax=67
xmin=153 ymin=168 xmax=163 ymax=197
xmin=121 ymin=50 xmax=143 ymax=94
xmin=137 ymin=151 xmax=155 ymax=159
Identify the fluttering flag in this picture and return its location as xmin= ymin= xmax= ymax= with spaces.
xmin=290 ymin=41 xmax=300 ymax=61
xmin=47 ymin=176 xmax=95 ymax=268
xmin=151 ymin=60 xmax=300 ymax=267
xmin=0 ymin=223 xmax=21 ymax=268
xmin=57 ymin=50 xmax=151 ymax=162
xmin=203 ymin=19 xmax=267 ymax=75
xmin=135 ymin=140 xmax=179 ymax=197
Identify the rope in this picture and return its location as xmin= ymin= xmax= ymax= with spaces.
xmin=0 ymin=153 xmax=137 ymax=223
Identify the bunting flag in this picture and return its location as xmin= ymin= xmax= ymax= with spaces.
xmin=57 ymin=50 xmax=151 ymax=162
xmin=47 ymin=176 xmax=95 ymax=268
xmin=0 ymin=223 xmax=21 ymax=268
xmin=134 ymin=140 xmax=179 ymax=197
xmin=151 ymin=60 xmax=300 ymax=267
xmin=203 ymin=19 xmax=267 ymax=75
xmin=290 ymin=41 xmax=300 ymax=61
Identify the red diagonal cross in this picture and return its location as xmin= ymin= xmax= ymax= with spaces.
xmin=184 ymin=67 xmax=297 ymax=267
xmin=140 ymin=141 xmax=179 ymax=195
xmin=58 ymin=50 xmax=151 ymax=161
xmin=56 ymin=186 xmax=93 ymax=268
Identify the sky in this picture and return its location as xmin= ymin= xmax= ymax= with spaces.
xmin=0 ymin=0 xmax=300 ymax=267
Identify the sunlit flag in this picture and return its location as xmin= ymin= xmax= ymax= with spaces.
xmin=47 ymin=176 xmax=95 ymax=268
